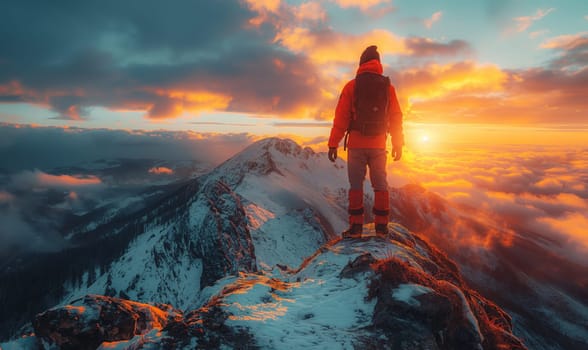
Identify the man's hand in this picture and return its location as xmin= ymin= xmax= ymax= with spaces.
xmin=328 ymin=147 xmax=338 ymax=162
xmin=392 ymin=146 xmax=402 ymax=161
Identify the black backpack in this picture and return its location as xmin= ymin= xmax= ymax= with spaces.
xmin=349 ymin=72 xmax=390 ymax=136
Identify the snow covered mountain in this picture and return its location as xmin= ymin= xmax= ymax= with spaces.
xmin=3 ymin=225 xmax=526 ymax=350
xmin=0 ymin=138 xmax=348 ymax=342
xmin=1 ymin=137 xmax=584 ymax=349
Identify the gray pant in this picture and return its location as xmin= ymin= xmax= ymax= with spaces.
xmin=348 ymin=148 xmax=388 ymax=191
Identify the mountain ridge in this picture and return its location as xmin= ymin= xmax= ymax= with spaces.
xmin=4 ymin=225 xmax=527 ymax=350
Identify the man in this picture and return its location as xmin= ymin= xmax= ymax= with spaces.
xmin=327 ymin=45 xmax=404 ymax=238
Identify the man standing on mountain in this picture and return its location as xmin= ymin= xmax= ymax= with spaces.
xmin=327 ymin=45 xmax=404 ymax=238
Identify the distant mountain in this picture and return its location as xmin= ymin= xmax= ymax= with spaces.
xmin=3 ymin=225 xmax=526 ymax=350
xmin=1 ymin=137 xmax=585 ymax=349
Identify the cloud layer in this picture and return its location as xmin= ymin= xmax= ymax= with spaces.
xmin=0 ymin=123 xmax=257 ymax=171
xmin=1 ymin=1 xmax=586 ymax=125
xmin=390 ymin=144 xmax=588 ymax=265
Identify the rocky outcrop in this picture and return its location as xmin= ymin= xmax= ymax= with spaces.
xmin=32 ymin=295 xmax=182 ymax=350
xmin=19 ymin=224 xmax=526 ymax=350
xmin=196 ymin=180 xmax=257 ymax=287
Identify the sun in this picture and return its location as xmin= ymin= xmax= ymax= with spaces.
xmin=421 ymin=135 xmax=430 ymax=143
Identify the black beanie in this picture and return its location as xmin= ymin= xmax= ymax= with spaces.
xmin=359 ymin=45 xmax=380 ymax=65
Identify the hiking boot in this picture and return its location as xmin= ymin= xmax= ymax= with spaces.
xmin=342 ymin=224 xmax=363 ymax=239
xmin=375 ymin=224 xmax=389 ymax=238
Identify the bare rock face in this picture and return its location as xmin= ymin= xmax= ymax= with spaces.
xmin=33 ymin=295 xmax=181 ymax=350
xmin=197 ymin=180 xmax=258 ymax=287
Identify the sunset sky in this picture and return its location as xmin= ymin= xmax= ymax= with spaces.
xmin=1 ymin=0 xmax=587 ymax=146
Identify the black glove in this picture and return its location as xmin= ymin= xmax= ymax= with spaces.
xmin=328 ymin=147 xmax=337 ymax=162
xmin=392 ymin=146 xmax=402 ymax=161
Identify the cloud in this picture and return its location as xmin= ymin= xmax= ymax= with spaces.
xmin=396 ymin=61 xmax=508 ymax=118
xmin=0 ymin=1 xmax=585 ymax=127
xmin=274 ymin=27 xmax=408 ymax=65
xmin=391 ymin=47 xmax=588 ymax=124
xmin=0 ymin=207 xmax=66 ymax=258
xmin=424 ymin=11 xmax=443 ymax=29
xmin=541 ymin=32 xmax=588 ymax=50
xmin=538 ymin=212 xmax=588 ymax=248
xmin=529 ymin=30 xmax=550 ymax=39
xmin=0 ymin=123 xmax=258 ymax=171
xmin=0 ymin=190 xmax=14 ymax=203
xmin=148 ymin=167 xmax=174 ymax=175
xmin=331 ymin=0 xmax=391 ymax=11
xmin=511 ymin=8 xmax=555 ymax=33
xmin=0 ymin=123 xmax=262 ymax=258
xmin=540 ymin=32 xmax=588 ymax=71
xmin=272 ymin=122 xmax=331 ymax=128
xmin=0 ymin=0 xmax=331 ymax=120
xmin=12 ymin=171 xmax=103 ymax=190
xmin=389 ymin=145 xmax=588 ymax=265
xmin=405 ymin=38 xmax=471 ymax=58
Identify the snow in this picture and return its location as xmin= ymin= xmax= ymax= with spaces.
xmin=61 ymin=221 xmax=203 ymax=311
xmin=439 ymin=280 xmax=483 ymax=344
xmin=223 ymin=251 xmax=377 ymax=349
xmin=96 ymin=329 xmax=164 ymax=350
xmin=218 ymin=230 xmax=428 ymax=349
xmin=392 ymin=283 xmax=434 ymax=307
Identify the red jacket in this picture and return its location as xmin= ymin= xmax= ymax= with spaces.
xmin=328 ymin=59 xmax=404 ymax=149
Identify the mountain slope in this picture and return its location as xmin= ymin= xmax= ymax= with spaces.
xmin=0 ymin=138 xmax=346 ymax=340
xmin=3 ymin=225 xmax=527 ymax=350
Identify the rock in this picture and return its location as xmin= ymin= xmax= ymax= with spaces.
xmin=33 ymin=295 xmax=181 ymax=350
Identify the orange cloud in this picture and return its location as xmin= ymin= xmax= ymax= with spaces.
xmin=0 ymin=191 xmax=14 ymax=203
xmin=332 ymin=0 xmax=391 ymax=11
xmin=67 ymin=191 xmax=79 ymax=200
xmin=242 ymin=0 xmax=282 ymax=27
xmin=0 ymin=80 xmax=31 ymax=96
xmin=294 ymin=2 xmax=327 ymax=22
xmin=539 ymin=213 xmax=588 ymax=248
xmin=149 ymin=166 xmax=174 ymax=175
xmin=275 ymin=28 xmax=407 ymax=65
xmin=35 ymin=172 xmax=102 ymax=187
xmin=398 ymin=62 xmax=508 ymax=121
xmin=147 ymin=89 xmax=232 ymax=119
xmin=540 ymin=32 xmax=588 ymax=50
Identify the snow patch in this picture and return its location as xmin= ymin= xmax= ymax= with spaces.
xmin=392 ymin=283 xmax=434 ymax=307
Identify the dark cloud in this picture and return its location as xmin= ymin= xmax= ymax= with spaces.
xmin=0 ymin=206 xmax=66 ymax=258
xmin=405 ymin=37 xmax=472 ymax=57
xmin=0 ymin=0 xmax=324 ymax=120
xmin=0 ymin=0 xmax=251 ymax=66
xmin=549 ymin=38 xmax=588 ymax=70
xmin=0 ymin=123 xmax=256 ymax=171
